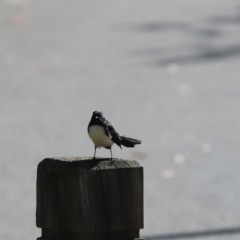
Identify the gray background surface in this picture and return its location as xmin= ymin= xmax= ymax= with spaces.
xmin=1 ymin=0 xmax=240 ymax=239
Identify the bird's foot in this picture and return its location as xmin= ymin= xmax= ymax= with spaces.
xmin=109 ymin=158 xmax=115 ymax=166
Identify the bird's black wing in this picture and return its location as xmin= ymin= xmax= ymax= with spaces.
xmin=101 ymin=116 xmax=122 ymax=149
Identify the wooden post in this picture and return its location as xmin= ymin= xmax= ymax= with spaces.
xmin=36 ymin=157 xmax=144 ymax=240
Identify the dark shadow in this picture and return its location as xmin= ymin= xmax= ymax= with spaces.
xmin=125 ymin=22 xmax=189 ymax=32
xmin=117 ymin=21 xmax=223 ymax=38
xmin=120 ymin=5 xmax=240 ymax=67
xmin=208 ymin=7 xmax=240 ymax=25
xmin=209 ymin=15 xmax=240 ymax=24
xmin=193 ymin=29 xmax=222 ymax=38
xmin=151 ymin=44 xmax=240 ymax=66
xmin=144 ymin=227 xmax=240 ymax=239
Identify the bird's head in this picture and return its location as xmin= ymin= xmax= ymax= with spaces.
xmin=92 ymin=111 xmax=103 ymax=118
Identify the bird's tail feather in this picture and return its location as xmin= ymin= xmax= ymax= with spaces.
xmin=120 ymin=135 xmax=141 ymax=148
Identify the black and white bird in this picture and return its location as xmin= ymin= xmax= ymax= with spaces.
xmin=88 ymin=111 xmax=141 ymax=163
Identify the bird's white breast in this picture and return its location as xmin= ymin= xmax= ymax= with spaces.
xmin=88 ymin=125 xmax=113 ymax=147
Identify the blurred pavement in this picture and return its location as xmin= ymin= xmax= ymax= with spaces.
xmin=1 ymin=0 xmax=240 ymax=239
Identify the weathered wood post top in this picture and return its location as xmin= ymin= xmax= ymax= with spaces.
xmin=36 ymin=157 xmax=144 ymax=240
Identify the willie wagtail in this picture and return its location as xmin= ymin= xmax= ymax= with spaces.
xmin=88 ymin=111 xmax=141 ymax=163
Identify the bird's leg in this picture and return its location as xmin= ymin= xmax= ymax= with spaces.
xmin=110 ymin=148 xmax=114 ymax=164
xmin=93 ymin=146 xmax=97 ymax=159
